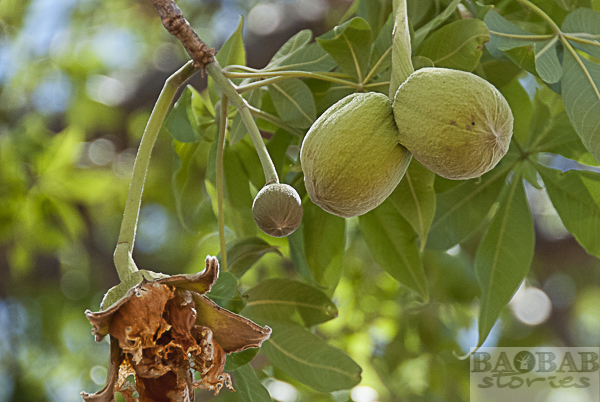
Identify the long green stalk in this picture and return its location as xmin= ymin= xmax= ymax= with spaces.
xmin=113 ymin=61 xmax=197 ymax=281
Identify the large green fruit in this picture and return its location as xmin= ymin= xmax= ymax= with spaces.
xmin=300 ymin=92 xmax=412 ymax=218
xmin=393 ymin=68 xmax=513 ymax=180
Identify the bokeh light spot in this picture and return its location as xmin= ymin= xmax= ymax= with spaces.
xmin=248 ymin=4 xmax=282 ymax=36
xmin=510 ymin=285 xmax=552 ymax=325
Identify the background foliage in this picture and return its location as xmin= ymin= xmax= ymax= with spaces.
xmin=2 ymin=0 xmax=600 ymax=401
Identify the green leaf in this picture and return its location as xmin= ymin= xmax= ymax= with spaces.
xmin=189 ymin=87 xmax=217 ymax=142
xmin=536 ymin=164 xmax=600 ymax=259
xmin=562 ymin=7 xmax=600 ymax=59
xmin=417 ymin=18 xmax=489 ymax=72
xmin=287 ymin=223 xmax=320 ymax=284
xmin=225 ymin=348 xmax=260 ymax=371
xmin=501 ymin=77 xmax=533 ymax=145
xmin=164 ymin=87 xmax=198 ymax=143
xmin=268 ymin=79 xmax=316 ymax=129
xmin=317 ymin=17 xmax=372 ymax=81
xmin=484 ymin=10 xmax=561 ymax=83
xmin=223 ymin=236 xmax=281 ymax=278
xmin=230 ymin=90 xmax=262 ymax=145
xmin=427 ymin=161 xmax=513 ymax=250
xmin=222 ymin=146 xmax=256 ymax=236
xmin=265 ymin=30 xmax=336 ymax=73
xmin=358 ymin=0 xmax=392 ymax=34
xmin=206 ymin=271 xmax=245 ymax=313
xmin=242 ymin=278 xmax=338 ymax=327
xmin=561 ymin=48 xmax=600 ymax=163
xmin=233 ymin=364 xmax=272 ymax=402
xmin=274 ymin=43 xmax=337 ymax=73
xmin=217 ymin=16 xmax=246 ymax=67
xmin=368 ymin=12 xmax=393 ymax=78
xmin=261 ymin=322 xmax=362 ymax=392
xmin=172 ymin=141 xmax=216 ymax=233
xmin=267 ymin=29 xmax=313 ymax=68
xmin=534 ymin=38 xmax=562 ymax=84
xmin=475 ymin=171 xmax=534 ymax=346
xmin=525 ymin=90 xmax=589 ymax=161
xmin=412 ymin=0 xmax=461 ymax=51
xmin=303 ymin=201 xmax=345 ymax=289
xmin=359 ymin=198 xmax=428 ymax=301
xmin=387 ymin=160 xmax=435 ymax=251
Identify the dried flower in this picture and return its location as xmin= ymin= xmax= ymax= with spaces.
xmin=81 ymin=256 xmax=271 ymax=402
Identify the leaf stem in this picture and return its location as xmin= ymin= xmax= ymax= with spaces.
xmin=224 ymin=70 xmax=359 ymax=88
xmin=217 ymin=93 xmax=228 ymax=272
xmin=207 ymin=61 xmax=279 ymax=185
xmin=113 ymin=60 xmax=198 ymax=281
xmin=487 ymin=30 xmax=556 ymax=41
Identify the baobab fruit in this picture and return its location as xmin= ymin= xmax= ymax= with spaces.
xmin=252 ymin=183 xmax=303 ymax=237
xmin=300 ymin=92 xmax=412 ymax=218
xmin=393 ymin=67 xmax=513 ymax=180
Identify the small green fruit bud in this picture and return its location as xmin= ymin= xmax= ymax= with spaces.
xmin=300 ymin=92 xmax=411 ymax=218
xmin=252 ymin=183 xmax=303 ymax=237
xmin=393 ymin=67 xmax=513 ymax=180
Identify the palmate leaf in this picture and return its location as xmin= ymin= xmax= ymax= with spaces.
xmin=484 ymin=10 xmax=562 ymax=83
xmin=266 ymin=30 xmax=313 ymax=68
xmin=358 ymin=198 xmax=428 ymax=301
xmin=260 ymin=321 xmax=362 ymax=392
xmin=368 ymin=12 xmax=393 ymax=79
xmin=268 ymin=78 xmax=316 ymax=129
xmin=562 ymin=7 xmax=600 ymax=59
xmin=536 ymin=164 xmax=600 ymax=259
xmin=417 ymin=18 xmax=490 ymax=72
xmin=412 ymin=0 xmax=461 ymax=51
xmin=317 ymin=17 xmax=372 ymax=81
xmin=561 ymin=48 xmax=600 ymax=162
xmin=265 ymin=30 xmax=336 ymax=73
xmin=475 ymin=170 xmax=535 ymax=346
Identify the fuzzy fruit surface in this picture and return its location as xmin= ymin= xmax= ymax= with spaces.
xmin=300 ymin=92 xmax=411 ymax=218
xmin=252 ymin=183 xmax=303 ymax=237
xmin=393 ymin=67 xmax=513 ymax=180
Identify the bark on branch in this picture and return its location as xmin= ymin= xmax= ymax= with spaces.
xmin=151 ymin=0 xmax=215 ymax=70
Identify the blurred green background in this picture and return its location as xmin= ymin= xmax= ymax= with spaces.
xmin=1 ymin=0 xmax=600 ymax=401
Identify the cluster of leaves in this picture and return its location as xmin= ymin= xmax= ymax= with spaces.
xmin=159 ymin=0 xmax=600 ymax=400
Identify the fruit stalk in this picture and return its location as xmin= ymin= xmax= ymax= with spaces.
xmin=389 ymin=0 xmax=414 ymax=98
xmin=114 ymin=60 xmax=197 ymax=281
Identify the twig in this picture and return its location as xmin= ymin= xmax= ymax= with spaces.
xmin=151 ymin=0 xmax=215 ymax=70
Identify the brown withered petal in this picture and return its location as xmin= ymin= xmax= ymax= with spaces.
xmin=193 ymin=294 xmax=272 ymax=354
xmin=85 ymin=257 xmax=219 ymax=342
xmin=82 ymin=256 xmax=271 ymax=402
